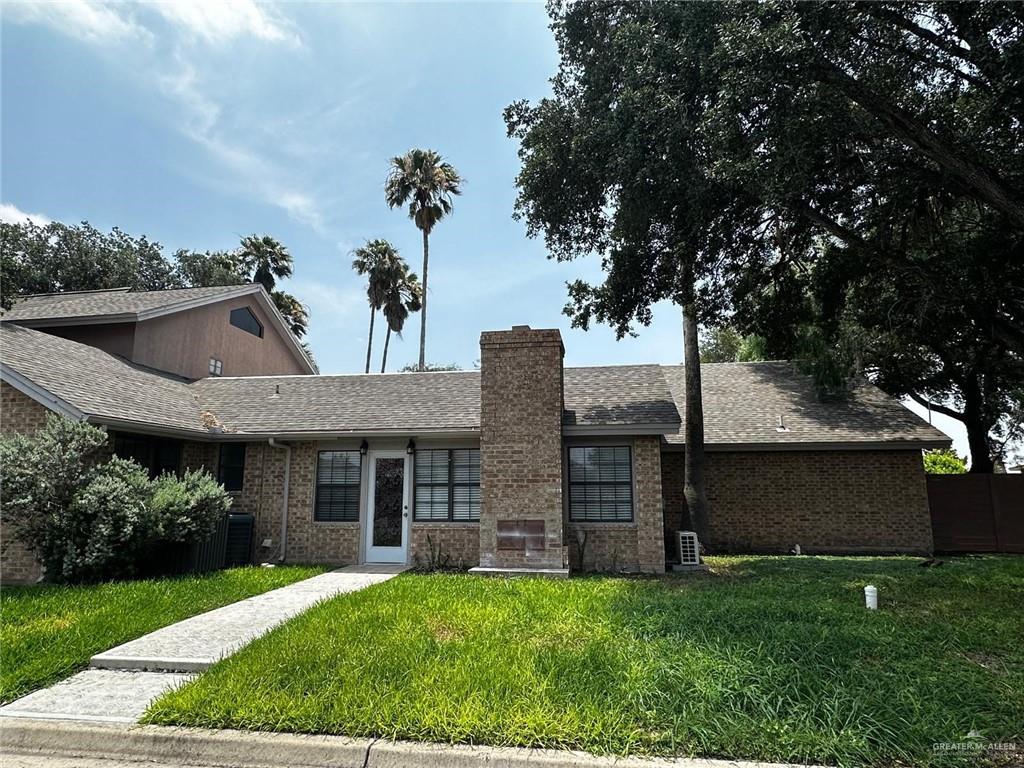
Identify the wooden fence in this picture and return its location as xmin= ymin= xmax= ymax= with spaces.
xmin=927 ymin=474 xmax=1024 ymax=553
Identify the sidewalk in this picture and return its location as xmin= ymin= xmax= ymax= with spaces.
xmin=0 ymin=566 xmax=405 ymax=723
xmin=0 ymin=717 xmax=824 ymax=768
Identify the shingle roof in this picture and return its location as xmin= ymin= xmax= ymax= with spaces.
xmin=2 ymin=285 xmax=257 ymax=323
xmin=0 ymin=323 xmax=206 ymax=434
xmin=191 ymin=372 xmax=482 ymax=435
xmin=662 ymin=362 xmax=950 ymax=448
xmin=563 ymin=365 xmax=680 ymax=428
xmin=1 ymin=326 xmax=949 ymax=447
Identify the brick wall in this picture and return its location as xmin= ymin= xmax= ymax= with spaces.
xmin=478 ymin=327 xmax=566 ymax=570
xmin=410 ymin=523 xmax=480 ymax=568
xmin=661 ymin=449 xmax=934 ymax=556
xmin=234 ymin=441 xmax=360 ymax=566
xmin=0 ymin=383 xmax=50 ymax=583
xmin=567 ymin=436 xmax=666 ymax=573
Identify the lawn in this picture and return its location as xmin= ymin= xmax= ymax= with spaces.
xmin=1 ymin=565 xmax=324 ymax=703
xmin=145 ymin=556 xmax=1024 ymax=768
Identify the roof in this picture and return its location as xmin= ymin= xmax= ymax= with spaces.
xmin=192 ymin=372 xmax=483 ymax=436
xmin=563 ymin=365 xmax=680 ymax=431
xmin=2 ymin=285 xmax=257 ymax=323
xmin=2 ymin=284 xmax=315 ymax=375
xmin=1 ymin=326 xmax=948 ymax=448
xmin=662 ymin=362 xmax=950 ymax=449
xmin=0 ymin=323 xmax=206 ymax=434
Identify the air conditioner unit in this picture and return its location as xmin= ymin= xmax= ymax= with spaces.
xmin=677 ymin=530 xmax=701 ymax=566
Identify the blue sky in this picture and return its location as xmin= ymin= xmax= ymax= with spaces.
xmin=1 ymin=1 xmax=968 ymax=456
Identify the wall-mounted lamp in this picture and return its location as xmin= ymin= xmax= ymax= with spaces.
xmin=406 ymin=438 xmax=416 ymax=455
xmin=359 ymin=439 xmax=369 ymax=456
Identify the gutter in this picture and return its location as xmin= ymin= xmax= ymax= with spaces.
xmin=267 ymin=438 xmax=291 ymax=563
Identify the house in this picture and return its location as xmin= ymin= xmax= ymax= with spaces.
xmin=0 ymin=290 xmax=951 ymax=583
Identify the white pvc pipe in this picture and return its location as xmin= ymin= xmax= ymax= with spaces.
xmin=864 ymin=584 xmax=878 ymax=610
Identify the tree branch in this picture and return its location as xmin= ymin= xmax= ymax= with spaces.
xmin=909 ymin=391 xmax=964 ymax=421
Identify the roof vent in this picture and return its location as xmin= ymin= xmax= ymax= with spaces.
xmin=270 ymin=384 xmax=280 ymax=399
xmin=776 ymin=414 xmax=790 ymax=432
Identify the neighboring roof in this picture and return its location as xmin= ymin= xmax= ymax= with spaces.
xmin=2 ymin=285 xmax=256 ymax=323
xmin=2 ymin=285 xmax=316 ymax=375
xmin=0 ymin=323 xmax=206 ymax=434
xmin=192 ymin=372 xmax=483 ymax=436
xmin=563 ymin=365 xmax=680 ymax=432
xmin=662 ymin=362 xmax=950 ymax=449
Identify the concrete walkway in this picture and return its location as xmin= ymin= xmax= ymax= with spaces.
xmin=0 ymin=565 xmax=405 ymax=724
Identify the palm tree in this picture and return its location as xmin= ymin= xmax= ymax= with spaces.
xmin=352 ymin=239 xmax=400 ymax=374
xmin=236 ymin=235 xmax=309 ymax=338
xmin=379 ymin=262 xmax=422 ymax=373
xmin=237 ymin=235 xmax=293 ymax=293
xmin=384 ymin=149 xmax=463 ymax=370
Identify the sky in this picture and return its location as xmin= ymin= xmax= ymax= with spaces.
xmin=1 ymin=1 xmax=970 ymax=457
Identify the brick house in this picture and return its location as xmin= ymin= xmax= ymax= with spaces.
xmin=0 ymin=288 xmax=950 ymax=582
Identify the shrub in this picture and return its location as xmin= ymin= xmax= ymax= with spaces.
xmin=923 ymin=448 xmax=968 ymax=474
xmin=1 ymin=415 xmax=232 ymax=583
xmin=149 ymin=470 xmax=231 ymax=543
xmin=1 ymin=417 xmax=154 ymax=582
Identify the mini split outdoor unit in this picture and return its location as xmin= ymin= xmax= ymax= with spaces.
xmin=677 ymin=530 xmax=701 ymax=566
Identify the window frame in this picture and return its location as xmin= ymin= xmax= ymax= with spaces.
xmin=217 ymin=443 xmax=246 ymax=493
xmin=567 ymin=445 xmax=634 ymax=523
xmin=314 ymin=450 xmax=362 ymax=523
xmin=229 ymin=306 xmax=264 ymax=338
xmin=413 ymin=448 xmax=481 ymax=523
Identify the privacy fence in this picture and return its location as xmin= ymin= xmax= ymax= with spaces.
xmin=927 ymin=474 xmax=1024 ymax=553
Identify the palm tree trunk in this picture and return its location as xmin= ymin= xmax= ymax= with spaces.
xmin=682 ymin=303 xmax=710 ymax=554
xmin=418 ymin=228 xmax=429 ymax=371
xmin=380 ymin=327 xmax=392 ymax=373
xmin=365 ymin=307 xmax=375 ymax=374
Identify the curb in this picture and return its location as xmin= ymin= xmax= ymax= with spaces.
xmin=0 ymin=717 xmax=821 ymax=768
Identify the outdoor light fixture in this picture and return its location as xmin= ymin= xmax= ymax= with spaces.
xmin=406 ymin=439 xmax=416 ymax=455
xmin=359 ymin=439 xmax=369 ymax=456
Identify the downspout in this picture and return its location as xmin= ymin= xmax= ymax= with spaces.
xmin=267 ymin=438 xmax=291 ymax=562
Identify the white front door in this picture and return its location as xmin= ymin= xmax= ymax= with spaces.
xmin=364 ymin=451 xmax=411 ymax=563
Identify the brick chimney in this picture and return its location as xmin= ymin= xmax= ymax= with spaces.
xmin=476 ymin=325 xmax=566 ymax=572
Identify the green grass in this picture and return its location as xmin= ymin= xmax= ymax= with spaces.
xmin=144 ymin=556 xmax=1024 ymax=767
xmin=1 ymin=565 xmax=324 ymax=703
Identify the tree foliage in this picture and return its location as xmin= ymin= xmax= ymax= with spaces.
xmin=700 ymin=327 xmax=767 ymax=364
xmin=510 ymin=1 xmax=1023 ymax=474
xmin=923 ymin=449 xmax=968 ymax=475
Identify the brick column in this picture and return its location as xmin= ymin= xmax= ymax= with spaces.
xmin=478 ymin=326 xmax=566 ymax=570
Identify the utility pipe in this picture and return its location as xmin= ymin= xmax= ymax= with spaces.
xmin=267 ymin=438 xmax=291 ymax=563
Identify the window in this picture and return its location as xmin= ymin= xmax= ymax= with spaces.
xmin=230 ymin=306 xmax=263 ymax=338
xmin=112 ymin=433 xmax=181 ymax=479
xmin=568 ymin=446 xmax=633 ymax=522
xmin=209 ymin=357 xmax=223 ymax=376
xmin=414 ymin=449 xmax=480 ymax=522
xmin=315 ymin=450 xmax=361 ymax=522
xmin=218 ymin=444 xmax=246 ymax=493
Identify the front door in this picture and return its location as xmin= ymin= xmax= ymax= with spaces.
xmin=365 ymin=451 xmax=411 ymax=563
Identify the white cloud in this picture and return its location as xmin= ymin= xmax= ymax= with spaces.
xmin=0 ymin=203 xmax=51 ymax=226
xmin=1 ymin=0 xmax=149 ymax=44
xmin=149 ymin=0 xmax=299 ymax=45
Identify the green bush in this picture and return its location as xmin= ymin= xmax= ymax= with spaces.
xmin=923 ymin=448 xmax=968 ymax=474
xmin=0 ymin=415 xmax=232 ymax=583
xmin=149 ymin=470 xmax=231 ymax=543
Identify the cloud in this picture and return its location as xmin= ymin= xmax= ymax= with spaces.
xmin=0 ymin=203 xmax=51 ymax=226
xmin=1 ymin=0 xmax=149 ymax=44
xmin=149 ymin=0 xmax=299 ymax=45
